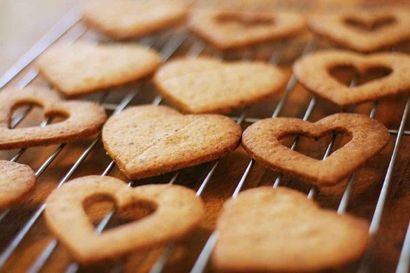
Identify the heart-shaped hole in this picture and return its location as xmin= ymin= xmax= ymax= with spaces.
xmin=83 ymin=193 xmax=157 ymax=231
xmin=279 ymin=129 xmax=352 ymax=160
xmin=343 ymin=16 xmax=396 ymax=32
xmin=216 ymin=13 xmax=275 ymax=27
xmin=329 ymin=65 xmax=392 ymax=87
xmin=10 ymin=103 xmax=68 ymax=129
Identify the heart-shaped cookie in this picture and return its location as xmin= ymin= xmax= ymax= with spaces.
xmin=0 ymin=160 xmax=35 ymax=209
xmin=37 ymin=42 xmax=161 ymax=97
xmin=308 ymin=9 xmax=410 ymax=52
xmin=83 ymin=0 xmax=188 ymax=40
xmin=293 ymin=50 xmax=410 ymax=106
xmin=154 ymin=57 xmax=286 ymax=114
xmin=189 ymin=10 xmax=305 ymax=50
xmin=213 ymin=187 xmax=369 ymax=272
xmin=45 ymin=175 xmax=204 ymax=264
xmin=242 ymin=113 xmax=389 ymax=186
xmin=102 ymin=105 xmax=242 ymax=179
xmin=0 ymin=87 xmax=107 ymax=149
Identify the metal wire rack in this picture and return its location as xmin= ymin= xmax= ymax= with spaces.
xmin=0 ymin=5 xmax=409 ymax=273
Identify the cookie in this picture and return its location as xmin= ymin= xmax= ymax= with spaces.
xmin=293 ymin=50 xmax=410 ymax=106
xmin=102 ymin=105 xmax=242 ymax=179
xmin=0 ymin=160 xmax=36 ymax=209
xmin=154 ymin=57 xmax=286 ymax=114
xmin=37 ymin=42 xmax=161 ymax=97
xmin=83 ymin=0 xmax=188 ymax=40
xmin=242 ymin=113 xmax=389 ymax=186
xmin=0 ymin=87 xmax=107 ymax=149
xmin=213 ymin=187 xmax=369 ymax=272
xmin=308 ymin=9 xmax=410 ymax=53
xmin=45 ymin=175 xmax=204 ymax=264
xmin=189 ymin=10 xmax=305 ymax=50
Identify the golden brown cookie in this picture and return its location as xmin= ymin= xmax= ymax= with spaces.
xmin=0 ymin=87 xmax=107 ymax=149
xmin=242 ymin=113 xmax=389 ymax=186
xmin=45 ymin=175 xmax=204 ymax=264
xmin=154 ymin=57 xmax=286 ymax=114
xmin=37 ymin=42 xmax=161 ymax=97
xmin=213 ymin=187 xmax=369 ymax=272
xmin=102 ymin=105 xmax=242 ymax=180
xmin=309 ymin=9 xmax=410 ymax=53
xmin=189 ymin=10 xmax=305 ymax=50
xmin=0 ymin=160 xmax=35 ymax=209
xmin=293 ymin=50 xmax=410 ymax=106
xmin=83 ymin=0 xmax=188 ymax=40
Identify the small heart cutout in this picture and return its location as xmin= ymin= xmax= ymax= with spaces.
xmin=242 ymin=113 xmax=389 ymax=186
xmin=37 ymin=42 xmax=161 ymax=97
xmin=293 ymin=50 xmax=410 ymax=106
xmin=0 ymin=87 xmax=107 ymax=149
xmin=45 ymin=175 xmax=204 ymax=264
xmin=0 ymin=160 xmax=35 ymax=209
xmin=83 ymin=0 xmax=188 ymax=40
xmin=213 ymin=187 xmax=369 ymax=272
xmin=189 ymin=10 xmax=305 ymax=50
xmin=102 ymin=105 xmax=242 ymax=179
xmin=154 ymin=57 xmax=286 ymax=114
xmin=309 ymin=9 xmax=410 ymax=52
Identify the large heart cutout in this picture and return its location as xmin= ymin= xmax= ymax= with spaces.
xmin=102 ymin=105 xmax=242 ymax=179
xmin=189 ymin=10 xmax=305 ymax=50
xmin=293 ymin=50 xmax=410 ymax=106
xmin=45 ymin=175 xmax=204 ymax=264
xmin=213 ymin=187 xmax=369 ymax=272
xmin=37 ymin=42 xmax=161 ymax=97
xmin=154 ymin=57 xmax=286 ymax=114
xmin=0 ymin=87 xmax=107 ymax=149
xmin=83 ymin=0 xmax=188 ymax=40
xmin=242 ymin=113 xmax=389 ymax=186
xmin=0 ymin=160 xmax=35 ymax=209
xmin=308 ymin=9 xmax=410 ymax=52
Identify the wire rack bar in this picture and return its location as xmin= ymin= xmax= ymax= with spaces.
xmin=0 ymin=8 xmax=81 ymax=89
xmin=396 ymin=222 xmax=410 ymax=273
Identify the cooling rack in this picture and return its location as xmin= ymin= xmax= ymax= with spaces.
xmin=0 ymin=4 xmax=409 ymax=273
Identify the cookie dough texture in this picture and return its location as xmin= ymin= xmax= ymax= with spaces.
xmin=45 ymin=175 xmax=204 ymax=264
xmin=294 ymin=50 xmax=410 ymax=106
xmin=0 ymin=87 xmax=107 ymax=149
xmin=213 ymin=187 xmax=369 ymax=272
xmin=190 ymin=10 xmax=305 ymax=50
xmin=154 ymin=57 xmax=286 ymax=114
xmin=102 ymin=105 xmax=242 ymax=179
xmin=37 ymin=42 xmax=161 ymax=97
xmin=83 ymin=0 xmax=188 ymax=40
xmin=242 ymin=113 xmax=389 ymax=187
xmin=0 ymin=160 xmax=36 ymax=209
xmin=309 ymin=9 xmax=410 ymax=53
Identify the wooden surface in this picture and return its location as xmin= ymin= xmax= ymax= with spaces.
xmin=0 ymin=1 xmax=410 ymax=273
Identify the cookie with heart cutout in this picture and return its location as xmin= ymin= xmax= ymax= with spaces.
xmin=189 ymin=10 xmax=305 ymax=50
xmin=213 ymin=187 xmax=369 ymax=272
xmin=37 ymin=42 xmax=161 ymax=97
xmin=83 ymin=0 xmax=188 ymax=40
xmin=153 ymin=57 xmax=286 ymax=114
xmin=0 ymin=160 xmax=36 ymax=209
xmin=44 ymin=175 xmax=204 ymax=264
xmin=102 ymin=105 xmax=242 ymax=180
xmin=308 ymin=9 xmax=410 ymax=53
xmin=0 ymin=87 xmax=107 ymax=149
xmin=293 ymin=50 xmax=410 ymax=106
xmin=241 ymin=113 xmax=389 ymax=187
